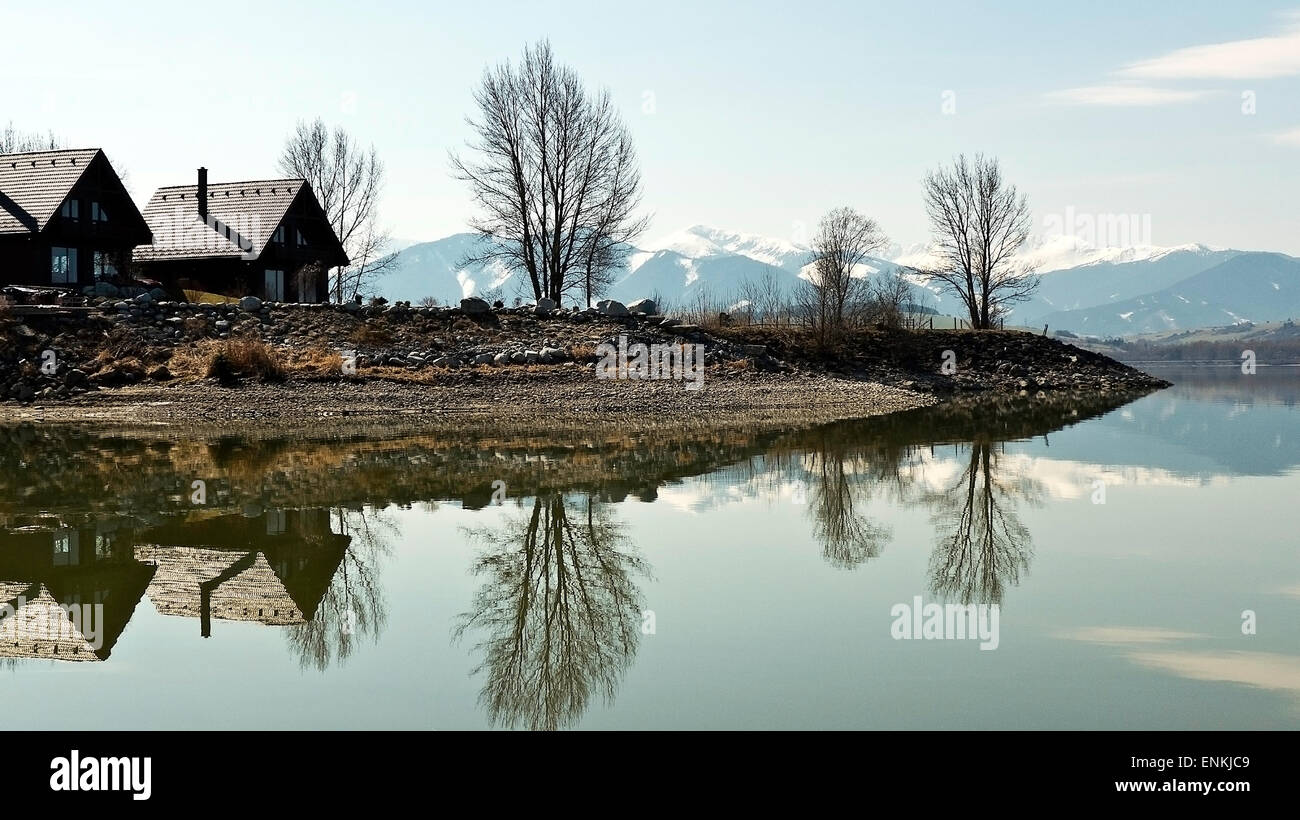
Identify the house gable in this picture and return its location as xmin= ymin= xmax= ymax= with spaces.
xmin=0 ymin=148 xmax=148 ymax=242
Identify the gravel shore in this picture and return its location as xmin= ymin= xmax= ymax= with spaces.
xmin=0 ymin=369 xmax=934 ymax=428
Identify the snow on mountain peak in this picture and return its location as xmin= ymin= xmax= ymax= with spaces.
xmin=643 ymin=225 xmax=808 ymax=270
xmin=890 ymin=234 xmax=1228 ymax=275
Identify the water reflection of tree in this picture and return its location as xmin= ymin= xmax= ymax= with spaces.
xmin=454 ymin=493 xmax=649 ymax=730
xmin=285 ymin=508 xmax=393 ymax=671
xmin=804 ymin=431 xmax=891 ymax=569
xmin=923 ymin=440 xmax=1038 ymax=605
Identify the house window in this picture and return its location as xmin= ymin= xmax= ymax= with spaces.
xmin=93 ymin=251 xmax=118 ymax=281
xmin=91 ymin=201 xmax=109 ymax=222
xmin=264 ymin=269 xmax=285 ymax=301
xmin=272 ymin=225 xmax=284 ymax=244
xmin=51 ymin=247 xmax=78 ymax=284
xmin=60 ymin=199 xmax=79 ymax=220
xmin=296 ymin=228 xmax=308 ymax=247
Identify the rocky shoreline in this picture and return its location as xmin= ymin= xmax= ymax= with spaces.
xmin=0 ymin=294 xmax=1168 ymax=424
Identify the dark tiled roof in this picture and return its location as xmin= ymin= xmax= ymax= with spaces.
xmin=135 ymin=179 xmax=307 ymax=262
xmin=0 ymin=149 xmax=102 ymax=235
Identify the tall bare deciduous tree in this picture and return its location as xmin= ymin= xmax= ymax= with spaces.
xmin=452 ymin=40 xmax=649 ymax=305
xmin=798 ymin=207 xmax=889 ymax=340
xmin=278 ymin=119 xmax=398 ymax=302
xmin=919 ymin=153 xmax=1035 ymax=329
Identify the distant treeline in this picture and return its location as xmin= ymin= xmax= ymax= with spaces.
xmin=1105 ymin=338 xmax=1300 ymax=364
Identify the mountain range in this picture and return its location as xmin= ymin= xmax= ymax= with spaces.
xmin=374 ymin=225 xmax=1300 ymax=338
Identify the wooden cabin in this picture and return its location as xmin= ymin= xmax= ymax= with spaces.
xmin=0 ymin=149 xmax=152 ymax=291
xmin=133 ymin=169 xmax=348 ymax=302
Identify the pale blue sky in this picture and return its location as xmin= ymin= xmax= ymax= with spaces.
xmin=5 ymin=0 xmax=1299 ymax=253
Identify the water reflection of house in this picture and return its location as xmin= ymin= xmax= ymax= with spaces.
xmin=0 ymin=519 xmax=156 ymax=661
xmin=133 ymin=509 xmax=348 ymax=635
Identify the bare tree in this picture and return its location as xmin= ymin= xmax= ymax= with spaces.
xmin=1 ymin=122 xmax=62 ymax=153
xmin=918 ymin=153 xmax=1035 ymax=329
xmin=798 ymin=207 xmax=888 ymax=341
xmin=738 ymin=267 xmax=789 ymax=326
xmin=452 ymin=40 xmax=649 ymax=305
xmin=865 ymin=271 xmax=912 ymax=328
xmin=577 ymin=128 xmax=650 ymax=307
xmin=278 ymin=119 xmax=399 ymax=302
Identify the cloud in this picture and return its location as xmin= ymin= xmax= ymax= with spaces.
xmin=1129 ymin=650 xmax=1300 ymax=695
xmin=1274 ymin=127 xmax=1300 ymax=147
xmin=1059 ymin=626 xmax=1206 ymax=645
xmin=1046 ymin=85 xmax=1211 ymax=106
xmin=1120 ymin=12 xmax=1300 ymax=80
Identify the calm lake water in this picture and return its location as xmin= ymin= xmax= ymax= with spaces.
xmin=1 ymin=366 xmax=1297 ymax=730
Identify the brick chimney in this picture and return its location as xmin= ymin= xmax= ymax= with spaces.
xmin=197 ymin=167 xmax=208 ymax=217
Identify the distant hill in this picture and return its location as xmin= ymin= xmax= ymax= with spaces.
xmin=1017 ymin=246 xmax=1239 ymax=326
xmin=1038 ymin=252 xmax=1300 ymax=336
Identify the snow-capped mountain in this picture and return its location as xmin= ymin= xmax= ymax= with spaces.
xmin=893 ymin=234 xmax=1226 ymax=277
xmin=1034 ymin=252 xmax=1300 ymax=336
xmin=642 ymin=225 xmax=809 ymax=271
xmin=373 ymin=225 xmax=1299 ymax=337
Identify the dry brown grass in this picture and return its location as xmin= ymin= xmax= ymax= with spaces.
xmin=95 ymin=327 xmax=159 ymax=364
xmin=169 ymin=341 xmax=358 ymax=382
xmin=349 ymin=324 xmax=394 ymax=347
xmin=283 ymin=346 xmax=346 ymax=377
xmin=167 ymin=337 xmax=286 ymax=384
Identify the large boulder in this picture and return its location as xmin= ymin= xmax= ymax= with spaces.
xmin=238 ymin=295 xmax=262 ymax=312
xmin=627 ymin=298 xmax=656 ymax=315
xmin=596 ymin=299 xmax=630 ymax=317
xmin=460 ymin=297 xmax=491 ymax=315
xmin=534 ymin=297 xmax=557 ymax=315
